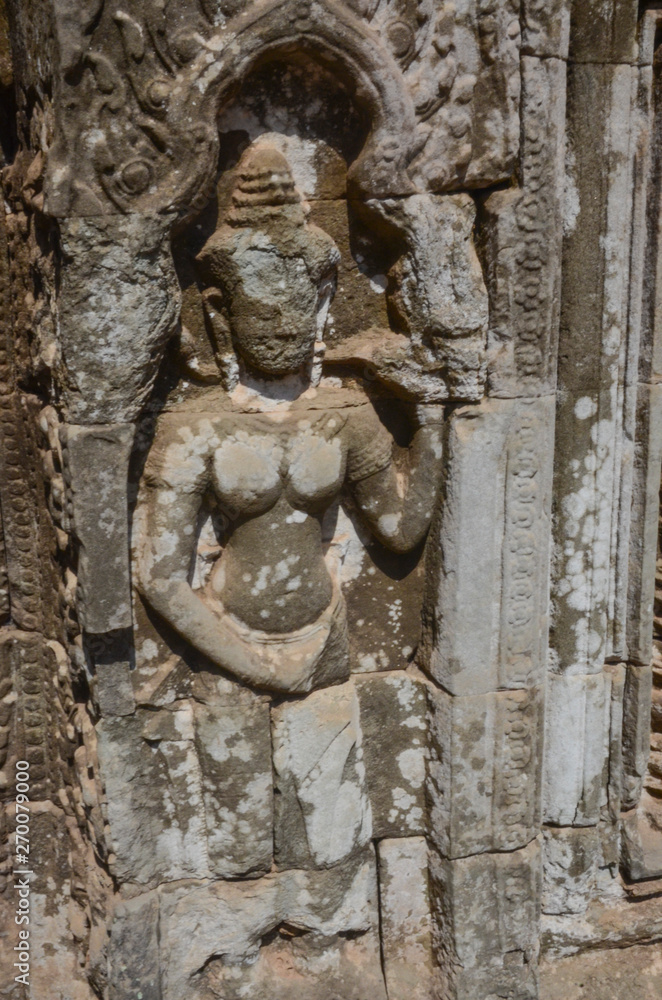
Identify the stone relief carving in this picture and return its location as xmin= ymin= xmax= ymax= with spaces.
xmin=135 ymin=145 xmax=445 ymax=691
xmin=47 ymin=0 xmax=520 ymax=216
xmin=104 ymin=143 xmax=446 ymax=995
xmin=6 ymin=3 xmax=662 ymax=999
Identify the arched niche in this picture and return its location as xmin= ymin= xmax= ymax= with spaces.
xmin=45 ymin=0 xmax=423 ymax=218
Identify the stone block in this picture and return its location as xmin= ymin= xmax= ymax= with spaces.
xmin=158 ymin=849 xmax=385 ymax=1000
xmin=97 ymin=708 xmax=211 ymax=885
xmin=485 ymin=56 xmax=567 ymax=397
xmin=521 ymin=0 xmax=571 ymax=59
xmin=621 ymin=664 xmax=653 ymax=811
xmin=323 ymin=501 xmax=426 ymax=676
xmin=108 ymin=891 xmax=160 ymax=1000
xmin=354 ymin=672 xmax=427 ymax=838
xmin=428 ymin=685 xmax=543 ymax=858
xmin=2 ymin=802 xmax=94 ymax=1000
xmin=569 ymin=0 xmax=639 ymax=65
xmin=621 ymin=791 xmax=662 ymax=881
xmin=550 ymin=388 xmax=619 ymax=676
xmin=97 ymin=692 xmax=273 ymax=884
xmin=334 ymin=193 xmax=488 ymax=402
xmin=404 ymin=0 xmax=521 ymax=193
xmin=272 ymin=680 xmax=372 ymax=869
xmin=86 ymin=630 xmax=135 ymax=716
xmin=57 ymin=215 xmax=179 ymax=423
xmin=638 ymin=9 xmax=662 ymax=67
xmin=542 ymin=827 xmax=601 ymax=916
xmin=377 ymin=837 xmax=433 ymax=1000
xmin=543 ymin=672 xmax=608 ymax=826
xmin=0 ymin=631 xmax=62 ymax=802
xmin=0 ymin=388 xmax=60 ymax=636
xmin=552 ymin=63 xmax=639 ymax=682
xmin=627 ymin=383 xmax=662 ymax=664
xmin=192 ymin=675 xmax=273 ymax=877
xmin=421 ymin=395 xmax=553 ymax=696
xmin=430 ymin=840 xmax=541 ymax=1000
xmin=560 ymin=63 xmax=637 ymax=396
xmin=62 ymin=423 xmax=133 ymax=633
xmin=605 ymin=662 xmax=626 ymax=820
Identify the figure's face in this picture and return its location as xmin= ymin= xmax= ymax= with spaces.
xmin=229 ymin=249 xmax=320 ymax=377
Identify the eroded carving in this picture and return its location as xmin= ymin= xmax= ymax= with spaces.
xmin=46 ymin=0 xmax=521 ymax=218
xmin=125 ymin=144 xmax=445 ymax=991
xmin=135 ymin=145 xmax=444 ymax=694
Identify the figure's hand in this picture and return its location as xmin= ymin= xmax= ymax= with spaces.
xmin=324 ymin=327 xmax=409 ymax=380
xmin=324 ymin=327 xmax=450 ymax=403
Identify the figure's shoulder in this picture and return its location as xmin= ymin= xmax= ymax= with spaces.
xmin=146 ymin=388 xmax=234 ymax=462
xmin=159 ymin=385 xmax=234 ymax=420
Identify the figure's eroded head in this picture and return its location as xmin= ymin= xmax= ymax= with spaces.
xmin=196 ymin=144 xmax=340 ymax=378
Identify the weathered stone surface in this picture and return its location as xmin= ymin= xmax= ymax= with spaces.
xmin=97 ymin=690 xmax=273 ymax=883
xmin=559 ymin=62 xmax=636 ymax=397
xmin=327 ymin=500 xmax=427 ymax=676
xmin=57 ymin=215 xmax=179 ymax=424
xmin=550 ymin=386 xmax=620 ymax=676
xmin=354 ymin=672 xmax=427 ymax=838
xmin=621 ymin=791 xmax=662 ymax=881
xmin=94 ymin=657 xmax=135 ymax=719
xmin=0 ymin=630 xmax=68 ymax=801
xmin=430 ymin=839 xmax=541 ymax=1000
xmin=4 ymin=0 xmax=662 ymax=995
xmin=272 ymin=680 xmax=372 ymax=869
xmin=1 ymin=802 xmax=94 ymax=1000
xmin=61 ymin=424 xmax=133 ymax=633
xmin=627 ymin=384 xmax=662 ymax=664
xmin=422 ymin=395 xmax=554 ymax=696
xmin=521 ymin=0 xmax=571 ymax=59
xmin=605 ymin=661 xmax=626 ymax=821
xmin=622 ymin=665 xmax=653 ymax=811
xmin=568 ymin=0 xmax=639 ymax=65
xmin=44 ymin=0 xmax=522 ymax=216
xmin=377 ymin=836 xmax=433 ymax=1000
xmin=108 ymin=891 xmax=160 ymax=1000
xmin=552 ymin=58 xmax=639 ymax=679
xmin=329 ymin=193 xmax=489 ymax=403
xmin=542 ymin=827 xmax=602 ymax=917
xmin=156 ymin=849 xmax=385 ymax=1000
xmin=540 ymin=943 xmax=662 ymax=1000
xmin=428 ymin=684 xmax=543 ymax=857
xmin=543 ymin=672 xmax=609 ymax=826
xmin=192 ymin=673 xmax=273 ymax=877
xmin=97 ymin=708 xmax=211 ymax=885
xmin=0 ymin=371 xmax=60 ymax=636
xmin=406 ymin=0 xmax=522 ymax=192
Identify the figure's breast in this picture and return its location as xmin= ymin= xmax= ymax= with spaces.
xmin=212 ymin=429 xmax=284 ymax=518
xmin=210 ymin=413 xmax=347 ymax=518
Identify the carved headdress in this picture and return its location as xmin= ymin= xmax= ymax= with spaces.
xmin=225 ymin=144 xmax=306 ymax=228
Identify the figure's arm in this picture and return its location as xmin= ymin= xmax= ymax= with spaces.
xmin=348 ymin=404 xmax=444 ymax=554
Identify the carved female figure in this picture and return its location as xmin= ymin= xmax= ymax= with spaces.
xmin=136 ymin=145 xmax=443 ymax=695
xmin=133 ymin=144 xmax=443 ymax=994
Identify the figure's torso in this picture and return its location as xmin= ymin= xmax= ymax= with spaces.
xmin=146 ymin=385 xmax=391 ymax=633
xmin=207 ymin=408 xmax=350 ymax=630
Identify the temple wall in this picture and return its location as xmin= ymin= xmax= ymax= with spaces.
xmin=0 ymin=3 xmax=661 ymax=999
